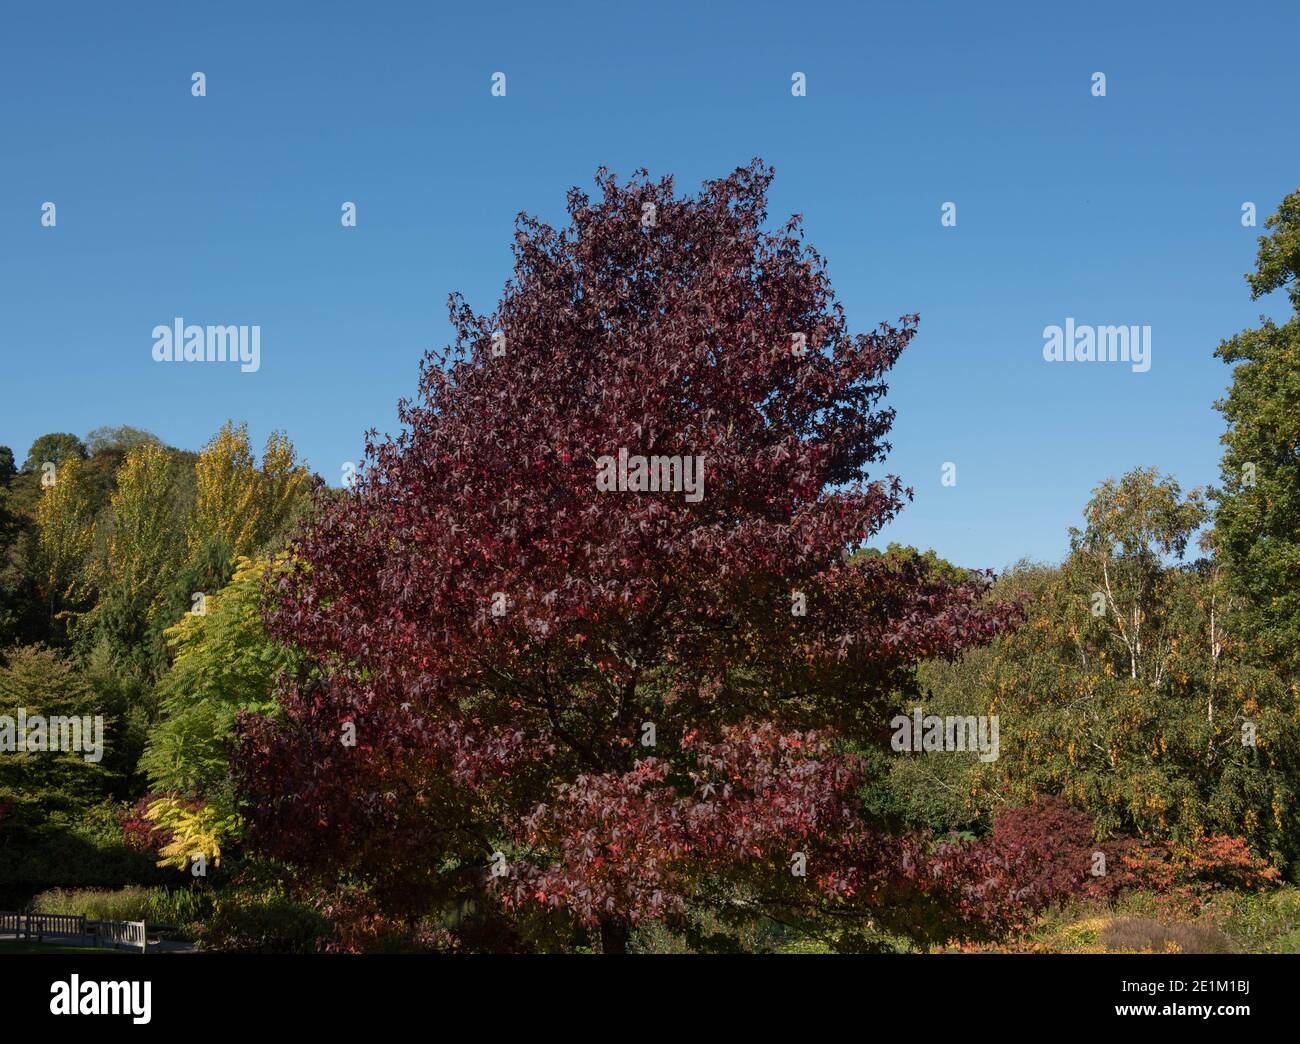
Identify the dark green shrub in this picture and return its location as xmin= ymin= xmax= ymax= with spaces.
xmin=197 ymin=884 xmax=327 ymax=953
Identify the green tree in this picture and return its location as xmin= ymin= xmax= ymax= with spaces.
xmin=83 ymin=640 xmax=154 ymax=796
xmin=33 ymin=458 xmax=96 ymax=643
xmin=84 ymin=425 xmax=161 ymax=456
xmin=0 ymin=509 xmax=41 ymax=648
xmin=1067 ymin=467 xmax=1207 ymax=684
xmin=1213 ymin=189 xmax=1300 ymax=679
xmin=21 ymin=432 xmax=88 ymax=473
xmin=0 ymin=645 xmax=163 ymax=890
xmin=140 ymin=556 xmax=300 ymax=867
xmin=917 ymin=470 xmax=1299 ymax=871
xmin=0 ymin=645 xmax=113 ymax=839
xmin=90 ymin=442 xmax=186 ymax=670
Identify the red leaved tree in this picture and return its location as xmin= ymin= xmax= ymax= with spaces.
xmin=236 ymin=160 xmax=1029 ymax=952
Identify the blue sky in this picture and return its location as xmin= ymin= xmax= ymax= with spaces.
xmin=2 ymin=0 xmax=1297 ymax=571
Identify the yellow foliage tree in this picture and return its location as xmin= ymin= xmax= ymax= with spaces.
xmin=146 ymin=795 xmax=241 ymax=870
xmin=99 ymin=441 xmax=182 ymax=624
xmin=190 ymin=421 xmax=263 ymax=559
xmin=189 ymin=421 xmax=310 ymax=565
xmin=34 ymin=458 xmax=95 ymax=631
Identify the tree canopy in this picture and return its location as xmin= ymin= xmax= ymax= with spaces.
xmin=236 ymin=161 xmax=1026 ymax=952
xmin=1214 ymin=190 xmax=1300 ymax=678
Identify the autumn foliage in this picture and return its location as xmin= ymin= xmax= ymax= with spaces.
xmin=1119 ymin=835 xmax=1281 ymax=914
xmin=235 ymin=160 xmax=1038 ymax=951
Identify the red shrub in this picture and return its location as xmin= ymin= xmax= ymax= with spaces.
xmin=991 ymin=795 xmax=1134 ymax=905
xmin=118 ymin=795 xmax=171 ymax=853
xmin=1120 ymin=835 xmax=1280 ymax=914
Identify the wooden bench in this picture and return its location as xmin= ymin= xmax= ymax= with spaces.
xmin=94 ymin=919 xmax=154 ymax=953
xmin=0 ymin=911 xmax=88 ymax=944
xmin=1 ymin=911 xmax=162 ymax=951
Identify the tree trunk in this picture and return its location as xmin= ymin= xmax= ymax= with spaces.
xmin=599 ymin=916 xmax=631 ymax=955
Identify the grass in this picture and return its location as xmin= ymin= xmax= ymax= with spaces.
xmin=1202 ymin=887 xmax=1300 ymax=954
xmin=1037 ymin=914 xmax=1109 ymax=953
xmin=1100 ymin=916 xmax=1234 ymax=953
xmin=32 ymin=885 xmax=213 ymax=933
